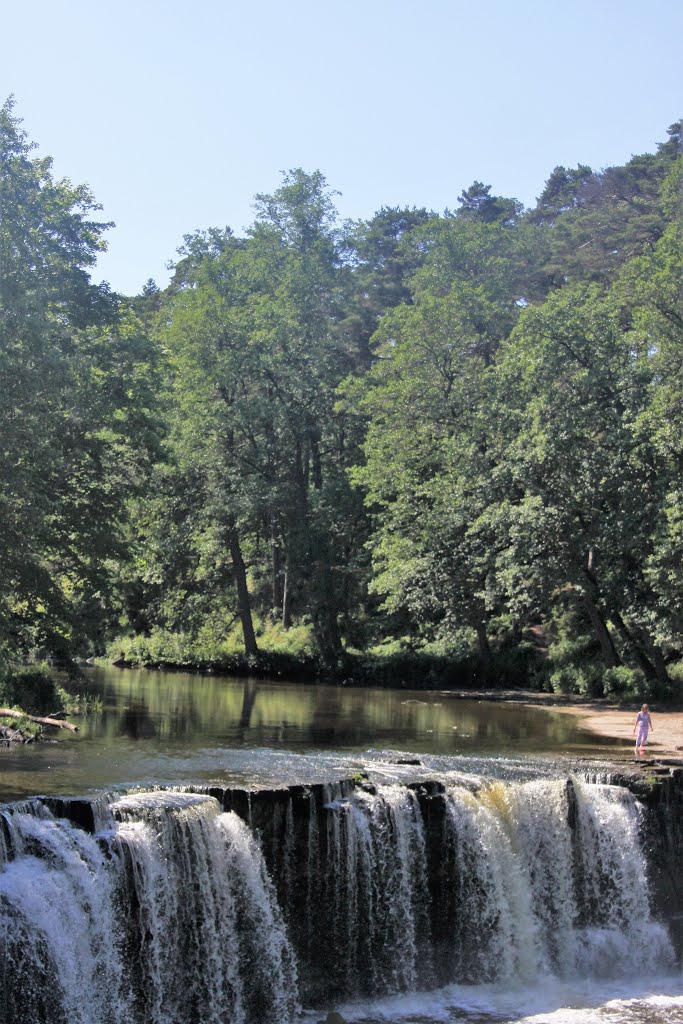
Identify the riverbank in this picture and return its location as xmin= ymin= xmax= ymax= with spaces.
xmin=105 ymin=651 xmax=683 ymax=757
xmin=107 ymin=639 xmax=532 ymax=690
xmin=544 ymin=701 xmax=683 ymax=759
xmin=446 ymin=688 xmax=683 ymax=759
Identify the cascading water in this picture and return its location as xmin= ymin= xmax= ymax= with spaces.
xmin=0 ymin=803 xmax=133 ymax=1024
xmin=0 ymin=775 xmax=677 ymax=1024
xmin=0 ymin=792 xmax=299 ymax=1024
xmin=318 ymin=783 xmax=432 ymax=996
xmin=438 ymin=779 xmax=673 ymax=985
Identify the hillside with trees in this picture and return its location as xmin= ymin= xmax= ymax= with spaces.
xmin=1 ymin=96 xmax=681 ymax=701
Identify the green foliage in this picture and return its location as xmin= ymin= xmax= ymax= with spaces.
xmin=60 ymin=692 xmax=103 ymax=714
xmin=138 ymin=167 xmax=368 ymax=667
xmin=456 ymin=181 xmax=523 ymax=225
xmin=109 ymin=619 xmax=320 ymax=676
xmin=0 ymin=664 xmax=65 ymax=715
xmin=547 ymin=665 xmax=603 ymax=698
xmin=0 ymin=98 xmax=164 ymax=662
xmin=529 ymin=126 xmax=680 ymax=287
xmin=545 ymin=614 xmax=605 ymax=698
xmin=667 ymin=662 xmax=683 ymax=688
xmin=351 ymin=645 xmax=530 ymax=690
xmin=602 ymin=666 xmax=647 ymax=700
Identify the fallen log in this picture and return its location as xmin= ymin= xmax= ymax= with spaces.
xmin=0 ymin=708 xmax=79 ymax=732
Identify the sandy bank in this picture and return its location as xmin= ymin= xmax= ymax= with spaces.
xmin=447 ymin=689 xmax=683 ymax=761
xmin=543 ymin=702 xmax=683 ymax=759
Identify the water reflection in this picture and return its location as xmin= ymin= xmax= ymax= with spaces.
xmin=0 ymin=666 xmax=622 ymax=801
xmin=82 ymin=668 xmax=594 ymax=748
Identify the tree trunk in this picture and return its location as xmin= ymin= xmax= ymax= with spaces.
xmin=474 ymin=618 xmax=492 ymax=683
xmin=610 ymin=611 xmax=657 ymax=680
xmin=282 ymin=564 xmax=292 ymax=629
xmin=648 ymin=643 xmax=670 ymax=686
xmin=310 ymin=431 xmax=323 ymax=491
xmin=313 ymin=609 xmax=343 ymax=671
xmin=227 ymin=528 xmax=258 ymax=657
xmin=583 ymin=597 xmax=620 ymax=668
xmin=580 ymin=562 xmax=621 ymax=669
xmin=271 ymin=531 xmax=283 ymax=616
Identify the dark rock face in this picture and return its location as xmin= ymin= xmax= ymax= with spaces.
xmin=42 ymin=797 xmax=96 ymax=833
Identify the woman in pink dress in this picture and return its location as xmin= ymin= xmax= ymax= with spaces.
xmin=632 ymin=703 xmax=653 ymax=756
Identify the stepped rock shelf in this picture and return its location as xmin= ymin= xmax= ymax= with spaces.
xmin=1 ymin=762 xmax=682 ymax=1024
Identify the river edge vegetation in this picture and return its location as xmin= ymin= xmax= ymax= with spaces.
xmin=1 ymin=97 xmax=682 ymax=718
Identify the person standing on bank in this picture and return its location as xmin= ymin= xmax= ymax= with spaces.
xmin=632 ymin=704 xmax=653 ymax=756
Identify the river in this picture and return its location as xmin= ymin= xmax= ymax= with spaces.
xmin=0 ymin=665 xmax=621 ymax=801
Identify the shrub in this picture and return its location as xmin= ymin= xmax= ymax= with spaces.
xmin=107 ymin=622 xmax=321 ymax=679
xmin=548 ymin=666 xmax=579 ymax=695
xmin=0 ymin=665 xmax=66 ymax=715
xmin=548 ymin=663 xmax=603 ymax=697
xmin=666 ymin=660 xmax=683 ymax=686
xmin=548 ymin=636 xmax=594 ymax=668
xmin=602 ymin=665 xmax=647 ymax=700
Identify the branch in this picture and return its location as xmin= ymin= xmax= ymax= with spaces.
xmin=0 ymin=708 xmax=79 ymax=732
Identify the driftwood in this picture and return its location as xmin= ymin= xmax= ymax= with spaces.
xmin=0 ymin=708 xmax=79 ymax=732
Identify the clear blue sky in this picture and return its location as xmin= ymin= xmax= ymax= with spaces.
xmin=3 ymin=0 xmax=680 ymax=295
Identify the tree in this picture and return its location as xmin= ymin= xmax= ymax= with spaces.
xmin=529 ymin=126 xmax=681 ymax=287
xmin=456 ymin=181 xmax=522 ymax=225
xmin=348 ymin=246 xmax=523 ymax=663
xmin=154 ymin=170 xmax=366 ymax=666
xmin=497 ymin=280 xmax=676 ymax=683
xmin=0 ymin=98 xmax=161 ymax=661
xmin=343 ymin=205 xmax=433 ymax=364
xmin=615 ymin=158 xmax=683 ymax=652
xmin=529 ymin=164 xmax=594 ymax=225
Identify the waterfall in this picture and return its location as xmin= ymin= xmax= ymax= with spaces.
xmin=0 ymin=792 xmax=299 ymax=1024
xmin=437 ymin=779 xmax=673 ymax=986
xmin=317 ymin=783 xmax=432 ymax=996
xmin=0 ymin=804 xmax=132 ymax=1024
xmin=0 ymin=776 xmax=676 ymax=1023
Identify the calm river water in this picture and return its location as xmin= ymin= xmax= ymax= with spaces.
xmin=0 ymin=664 xmax=622 ymax=801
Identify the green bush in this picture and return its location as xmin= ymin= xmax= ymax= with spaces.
xmin=548 ymin=663 xmax=603 ymax=697
xmin=0 ymin=665 xmax=66 ymax=715
xmin=667 ymin=661 xmax=683 ymax=685
xmin=548 ymin=666 xmax=578 ymax=695
xmin=547 ymin=635 xmax=594 ymax=668
xmin=348 ymin=645 xmax=531 ymax=690
xmin=108 ymin=624 xmax=534 ymax=689
xmin=108 ymin=623 xmax=321 ymax=679
xmin=602 ymin=665 xmax=647 ymax=700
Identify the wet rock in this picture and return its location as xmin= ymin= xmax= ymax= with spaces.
xmin=42 ymin=797 xmax=96 ymax=833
